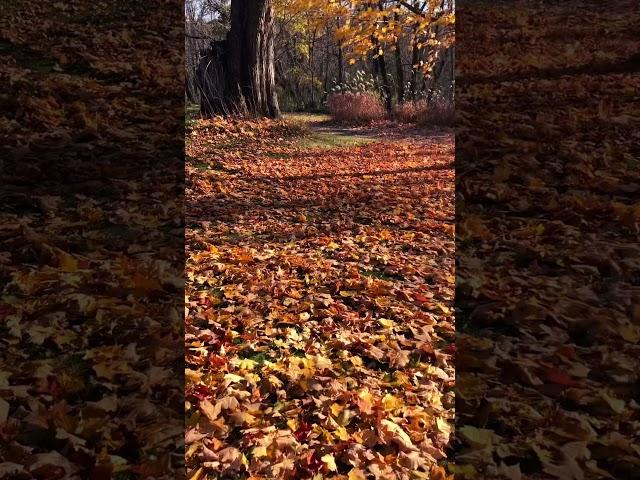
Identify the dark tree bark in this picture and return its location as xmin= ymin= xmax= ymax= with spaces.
xmin=308 ymin=27 xmax=317 ymax=109
xmin=196 ymin=41 xmax=227 ymax=116
xmin=323 ymin=26 xmax=330 ymax=102
xmin=409 ymin=23 xmax=422 ymax=99
xmin=336 ymin=17 xmax=344 ymax=85
xmin=426 ymin=46 xmax=451 ymax=101
xmin=376 ymin=2 xmax=393 ymax=111
xmin=425 ymin=0 xmax=450 ymax=102
xmin=408 ymin=2 xmax=429 ymax=99
xmin=337 ymin=45 xmax=344 ymax=85
xmin=394 ymin=14 xmax=405 ymax=103
xmin=377 ymin=52 xmax=393 ymax=111
xmin=198 ymin=0 xmax=280 ymax=118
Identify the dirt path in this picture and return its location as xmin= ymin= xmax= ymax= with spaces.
xmin=185 ymin=116 xmax=455 ymax=479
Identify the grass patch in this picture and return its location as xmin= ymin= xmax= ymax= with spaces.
xmin=361 ymin=267 xmax=403 ymax=282
xmin=211 ymin=140 xmax=249 ymax=149
xmin=186 ymin=104 xmax=200 ymax=132
xmin=264 ymin=151 xmax=291 ymax=159
xmin=192 ymin=161 xmax=228 ymax=172
xmin=186 ymin=103 xmax=200 ymax=120
xmin=239 ymin=350 xmax=270 ymax=365
xmin=295 ymin=131 xmax=375 ymax=150
xmin=283 ymin=112 xmax=331 ymax=126
xmin=283 ymin=112 xmax=377 ymax=149
xmin=193 ymin=162 xmax=211 ymax=171
xmin=186 ymin=118 xmax=198 ymax=132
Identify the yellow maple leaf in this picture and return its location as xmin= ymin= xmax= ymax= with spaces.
xmin=321 ymin=454 xmax=337 ymax=472
xmin=350 ymin=356 xmax=363 ymax=367
xmin=378 ymin=318 xmax=394 ymax=328
xmin=357 ymin=389 xmax=375 ymax=414
xmin=236 ymin=359 xmax=257 ymax=371
xmin=458 ymin=425 xmax=494 ymax=448
xmin=348 ymin=469 xmax=366 ymax=480
xmin=334 ymin=426 xmax=349 ymax=441
xmin=314 ymin=355 xmax=333 ymax=370
xmin=59 ymin=251 xmax=78 ymax=272
xmin=188 ymin=467 xmax=204 ymax=480
xmin=330 ymin=402 xmax=344 ymax=417
xmin=436 ymin=417 xmax=452 ymax=435
xmin=392 ymin=371 xmax=410 ymax=386
xmin=619 ymin=324 xmax=639 ymax=343
xmin=185 ymin=369 xmax=202 ymax=383
xmin=601 ymin=391 xmax=625 ymax=413
xmin=381 ymin=393 xmax=400 ymax=411
xmin=224 ymin=373 xmax=244 ymax=384
xmin=253 ymin=446 xmax=268 ymax=458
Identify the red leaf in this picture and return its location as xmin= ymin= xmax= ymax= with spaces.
xmin=544 ymin=367 xmax=581 ymax=387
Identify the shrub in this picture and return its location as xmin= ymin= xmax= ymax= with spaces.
xmin=394 ymin=98 xmax=454 ymax=126
xmin=393 ymin=99 xmax=429 ymax=123
xmin=327 ymin=92 xmax=385 ymax=122
xmin=329 ymin=70 xmax=378 ymax=95
xmin=417 ymin=99 xmax=454 ymax=126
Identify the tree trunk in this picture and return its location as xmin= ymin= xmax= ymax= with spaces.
xmin=337 ymin=45 xmax=344 ymax=85
xmin=323 ymin=27 xmax=330 ymax=103
xmin=197 ymin=41 xmax=227 ymax=117
xmin=376 ymin=3 xmax=393 ymax=111
xmin=309 ymin=28 xmax=317 ymax=109
xmin=377 ymin=52 xmax=393 ymax=112
xmin=394 ymin=14 xmax=405 ymax=104
xmin=426 ymin=48 xmax=447 ymax=101
xmin=336 ymin=17 xmax=344 ymax=85
xmin=409 ymin=23 xmax=422 ymax=99
xmin=425 ymin=0 xmax=450 ymax=102
xmin=201 ymin=0 xmax=280 ymax=118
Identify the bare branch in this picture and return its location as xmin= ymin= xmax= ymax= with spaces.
xmin=397 ymin=0 xmax=426 ymax=17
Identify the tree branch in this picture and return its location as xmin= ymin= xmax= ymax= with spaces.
xmin=397 ymin=0 xmax=426 ymax=17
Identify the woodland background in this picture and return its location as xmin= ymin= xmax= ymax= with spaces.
xmin=185 ymin=0 xmax=454 ymax=120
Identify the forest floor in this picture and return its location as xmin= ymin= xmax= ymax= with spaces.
xmin=185 ymin=114 xmax=455 ymax=480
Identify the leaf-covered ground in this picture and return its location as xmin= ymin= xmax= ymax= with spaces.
xmin=1 ymin=1 xmax=183 ymax=478
xmin=456 ymin=1 xmax=640 ymax=479
xmin=185 ymin=117 xmax=455 ymax=479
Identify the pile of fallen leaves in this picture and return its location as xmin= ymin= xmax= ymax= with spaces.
xmin=456 ymin=1 xmax=640 ymax=479
xmin=186 ymin=117 xmax=455 ymax=479
xmin=1 ymin=1 xmax=183 ymax=478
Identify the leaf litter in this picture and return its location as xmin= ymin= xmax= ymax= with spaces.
xmin=1 ymin=0 xmax=183 ymax=478
xmin=455 ymin=2 xmax=640 ymax=479
xmin=185 ymin=117 xmax=455 ymax=479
